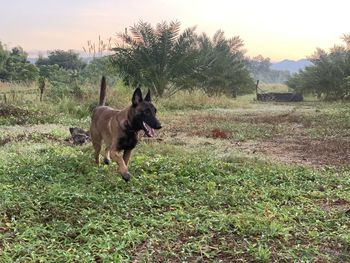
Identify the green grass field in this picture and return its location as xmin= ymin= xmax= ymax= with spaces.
xmin=0 ymin=88 xmax=350 ymax=262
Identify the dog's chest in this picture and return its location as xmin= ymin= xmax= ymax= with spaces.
xmin=118 ymin=133 xmax=138 ymax=150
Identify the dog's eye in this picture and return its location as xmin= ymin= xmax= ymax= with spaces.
xmin=144 ymin=109 xmax=151 ymax=115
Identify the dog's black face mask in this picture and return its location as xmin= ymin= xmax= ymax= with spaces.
xmin=130 ymin=88 xmax=162 ymax=137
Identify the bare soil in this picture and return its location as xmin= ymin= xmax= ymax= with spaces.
xmin=0 ymin=133 xmax=62 ymax=146
xmin=239 ymin=137 xmax=350 ymax=167
xmin=319 ymin=198 xmax=350 ymax=212
xmin=159 ymin=108 xmax=350 ymax=168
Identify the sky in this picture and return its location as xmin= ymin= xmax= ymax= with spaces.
xmin=0 ymin=0 xmax=349 ymax=61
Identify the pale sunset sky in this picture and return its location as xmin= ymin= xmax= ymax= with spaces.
xmin=0 ymin=0 xmax=349 ymax=61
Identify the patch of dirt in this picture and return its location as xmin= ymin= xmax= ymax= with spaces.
xmin=240 ymin=137 xmax=350 ymax=167
xmin=320 ymin=243 xmax=350 ymax=262
xmin=211 ymin=128 xmax=231 ymax=139
xmin=190 ymin=127 xmax=232 ymax=139
xmin=159 ymin=126 xmax=350 ymax=168
xmin=188 ymin=110 xmax=306 ymax=126
xmin=0 ymin=133 xmax=62 ymax=146
xmin=246 ymin=113 xmax=307 ymax=125
xmin=319 ymin=199 xmax=350 ymax=213
xmin=0 ymin=125 xmax=91 ymax=146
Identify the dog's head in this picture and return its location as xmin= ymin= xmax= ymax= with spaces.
xmin=130 ymin=88 xmax=162 ymax=137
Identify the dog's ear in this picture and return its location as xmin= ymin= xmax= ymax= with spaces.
xmin=144 ymin=89 xmax=151 ymax=102
xmin=132 ymin=87 xmax=143 ymax=107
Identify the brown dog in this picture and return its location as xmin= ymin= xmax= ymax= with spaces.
xmin=90 ymin=76 xmax=162 ymax=181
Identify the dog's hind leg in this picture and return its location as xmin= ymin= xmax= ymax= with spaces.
xmin=92 ymin=140 xmax=102 ymax=165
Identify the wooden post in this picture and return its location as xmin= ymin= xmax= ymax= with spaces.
xmin=255 ymin=80 xmax=259 ymax=100
xmin=39 ymin=77 xmax=46 ymax=102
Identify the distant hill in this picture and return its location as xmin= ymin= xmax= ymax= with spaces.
xmin=271 ymin=59 xmax=312 ymax=74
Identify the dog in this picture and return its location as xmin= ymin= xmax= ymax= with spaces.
xmin=90 ymin=76 xmax=162 ymax=181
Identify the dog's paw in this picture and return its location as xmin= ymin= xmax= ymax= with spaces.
xmin=122 ymin=172 xmax=131 ymax=182
xmin=103 ymin=158 xmax=110 ymax=165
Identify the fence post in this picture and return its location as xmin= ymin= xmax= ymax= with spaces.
xmin=39 ymin=77 xmax=46 ymax=102
xmin=255 ymin=80 xmax=260 ymax=100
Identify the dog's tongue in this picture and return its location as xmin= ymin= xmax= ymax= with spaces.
xmin=143 ymin=122 xmax=155 ymax=137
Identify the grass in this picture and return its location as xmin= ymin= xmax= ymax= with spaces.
xmin=258 ymin=83 xmax=290 ymax=93
xmin=1 ymin=141 xmax=349 ymax=262
xmin=0 ymin=83 xmax=350 ymax=262
xmin=158 ymin=90 xmax=254 ymax=111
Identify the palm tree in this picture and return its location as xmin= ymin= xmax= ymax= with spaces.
xmin=195 ymin=30 xmax=254 ymax=96
xmin=287 ymin=36 xmax=350 ymax=100
xmin=112 ymin=21 xmax=198 ymax=97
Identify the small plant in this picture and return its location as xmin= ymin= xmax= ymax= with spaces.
xmin=254 ymin=244 xmax=271 ymax=263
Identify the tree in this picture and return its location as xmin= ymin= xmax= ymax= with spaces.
xmin=112 ymin=21 xmax=255 ymax=97
xmin=0 ymin=42 xmax=9 ymax=75
xmin=287 ymin=37 xmax=350 ymax=100
xmin=195 ymin=31 xmax=254 ymax=96
xmin=342 ymin=34 xmax=350 ymax=50
xmin=0 ymin=46 xmax=38 ymax=82
xmin=36 ymin=50 xmax=86 ymax=71
xmin=35 ymin=50 xmax=88 ymax=99
xmin=246 ymin=55 xmax=291 ymax=83
xmin=111 ymin=21 xmax=198 ymax=97
xmin=36 ymin=64 xmax=84 ymax=99
xmin=81 ymin=56 xmax=118 ymax=84
xmin=248 ymin=55 xmax=271 ymax=76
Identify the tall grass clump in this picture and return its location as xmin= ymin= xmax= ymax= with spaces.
xmin=52 ymin=80 xmax=133 ymax=118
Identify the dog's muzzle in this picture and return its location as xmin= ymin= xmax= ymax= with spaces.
xmin=142 ymin=121 xmax=161 ymax=137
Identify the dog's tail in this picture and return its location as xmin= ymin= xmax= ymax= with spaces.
xmin=99 ymin=76 xmax=106 ymax=106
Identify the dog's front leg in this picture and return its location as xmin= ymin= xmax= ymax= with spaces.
xmin=104 ymin=147 xmax=111 ymax=165
xmin=110 ymin=150 xmax=131 ymax=182
xmin=123 ymin=150 xmax=132 ymax=166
